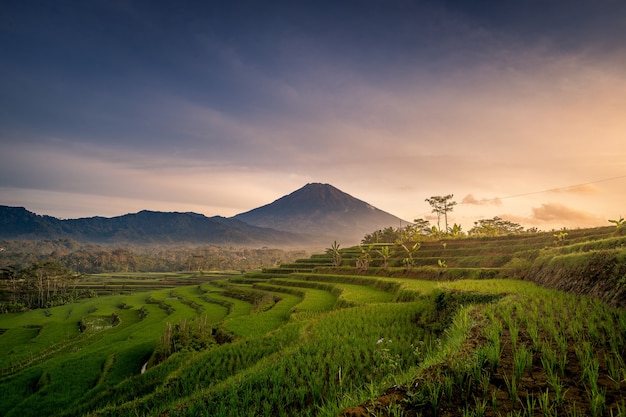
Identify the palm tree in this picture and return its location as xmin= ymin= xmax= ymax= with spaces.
xmin=401 ymin=242 xmax=420 ymax=271
xmin=356 ymin=245 xmax=373 ymax=272
xmin=376 ymin=246 xmax=391 ymax=271
xmin=609 ymin=216 xmax=625 ymax=234
xmin=327 ymin=241 xmax=342 ymax=267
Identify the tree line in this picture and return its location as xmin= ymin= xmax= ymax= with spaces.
xmin=362 ymin=194 xmax=535 ymax=244
xmin=0 ymin=240 xmax=306 ymax=273
xmin=0 ymin=261 xmax=87 ymax=313
xmin=0 ymin=241 xmax=306 ymax=313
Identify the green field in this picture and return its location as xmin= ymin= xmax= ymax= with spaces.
xmin=1 ymin=227 xmax=625 ymax=416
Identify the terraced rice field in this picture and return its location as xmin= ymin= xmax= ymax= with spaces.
xmin=1 ymin=226 xmax=625 ymax=416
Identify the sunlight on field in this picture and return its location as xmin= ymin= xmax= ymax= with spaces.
xmin=2 ymin=227 xmax=626 ymax=416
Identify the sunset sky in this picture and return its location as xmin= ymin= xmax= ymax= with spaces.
xmin=1 ymin=0 xmax=625 ymax=232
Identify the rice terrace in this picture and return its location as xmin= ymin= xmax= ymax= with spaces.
xmin=3 ymin=0 xmax=626 ymax=415
xmin=1 ymin=223 xmax=626 ymax=416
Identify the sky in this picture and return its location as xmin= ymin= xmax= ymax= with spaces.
xmin=1 ymin=0 xmax=625 ymax=233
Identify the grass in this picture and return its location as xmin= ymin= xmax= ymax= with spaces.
xmin=1 ymin=226 xmax=625 ymax=416
xmin=222 ymin=292 xmax=302 ymax=337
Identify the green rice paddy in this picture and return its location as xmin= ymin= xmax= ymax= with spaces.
xmin=1 ymin=226 xmax=625 ymax=416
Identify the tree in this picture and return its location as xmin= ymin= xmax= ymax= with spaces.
xmin=413 ymin=218 xmax=433 ymax=236
xmin=553 ymin=230 xmax=568 ymax=245
xmin=425 ymin=195 xmax=457 ymax=233
xmin=356 ymin=245 xmax=373 ymax=272
xmin=362 ymin=227 xmax=398 ymax=244
xmin=397 ymin=224 xmax=420 ymax=242
xmin=400 ymin=242 xmax=420 ymax=271
xmin=0 ymin=261 xmax=81 ymax=311
xmin=609 ymin=216 xmax=625 ymax=235
xmin=449 ymin=223 xmax=464 ymax=238
xmin=23 ymin=261 xmax=79 ymax=308
xmin=327 ymin=241 xmax=342 ymax=267
xmin=468 ymin=217 xmax=524 ymax=237
xmin=376 ymin=246 xmax=391 ymax=271
xmin=0 ymin=266 xmax=19 ymax=303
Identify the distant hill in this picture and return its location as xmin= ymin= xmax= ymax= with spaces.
xmin=233 ymin=183 xmax=407 ymax=244
xmin=1 ymin=183 xmax=408 ymax=246
xmin=0 ymin=206 xmax=302 ymax=246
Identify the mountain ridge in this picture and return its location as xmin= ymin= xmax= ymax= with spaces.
xmin=1 ymin=183 xmax=407 ymax=246
xmin=0 ymin=206 xmax=302 ymax=246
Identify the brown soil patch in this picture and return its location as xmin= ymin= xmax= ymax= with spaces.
xmin=339 ymin=387 xmax=407 ymax=417
xmin=339 ymin=312 xmax=626 ymax=417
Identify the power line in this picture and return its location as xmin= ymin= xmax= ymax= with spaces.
xmin=411 ymin=174 xmax=626 ymax=220
xmin=471 ymin=174 xmax=626 ymax=204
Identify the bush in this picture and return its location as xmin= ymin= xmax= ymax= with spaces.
xmin=152 ymin=316 xmax=216 ymax=365
xmin=138 ymin=306 xmax=149 ymax=320
xmin=504 ymin=257 xmax=532 ymax=278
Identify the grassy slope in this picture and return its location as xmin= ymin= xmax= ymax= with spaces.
xmin=0 ymin=226 xmax=624 ymax=416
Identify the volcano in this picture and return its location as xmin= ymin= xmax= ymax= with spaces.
xmin=233 ymin=183 xmax=406 ymax=245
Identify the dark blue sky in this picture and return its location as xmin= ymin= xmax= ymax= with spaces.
xmin=1 ymin=0 xmax=625 ymax=228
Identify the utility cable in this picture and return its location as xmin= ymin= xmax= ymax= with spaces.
xmin=411 ymin=174 xmax=626 ymax=221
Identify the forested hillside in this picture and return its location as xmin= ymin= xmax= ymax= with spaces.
xmin=0 ymin=239 xmax=306 ymax=273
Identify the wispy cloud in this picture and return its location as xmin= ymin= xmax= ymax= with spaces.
xmin=1 ymin=1 xmax=625 ymax=227
xmin=546 ymin=184 xmax=599 ymax=195
xmin=461 ymin=194 xmax=502 ymax=206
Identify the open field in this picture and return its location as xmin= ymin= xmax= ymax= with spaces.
xmin=1 ymin=226 xmax=625 ymax=416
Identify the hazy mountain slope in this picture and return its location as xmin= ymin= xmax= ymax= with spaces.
xmin=1 ymin=183 xmax=408 ymax=246
xmin=233 ymin=183 xmax=406 ymax=244
xmin=0 ymin=206 xmax=302 ymax=246
xmin=0 ymin=206 xmax=65 ymax=238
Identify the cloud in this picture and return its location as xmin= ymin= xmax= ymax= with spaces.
xmin=461 ymin=194 xmax=502 ymax=206
xmin=2 ymin=1 xmax=626 ymax=227
xmin=530 ymin=203 xmax=604 ymax=227
xmin=424 ymin=214 xmax=438 ymax=223
xmin=547 ymin=184 xmax=599 ymax=195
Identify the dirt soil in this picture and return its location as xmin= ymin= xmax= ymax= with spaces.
xmin=339 ymin=318 xmax=625 ymax=416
